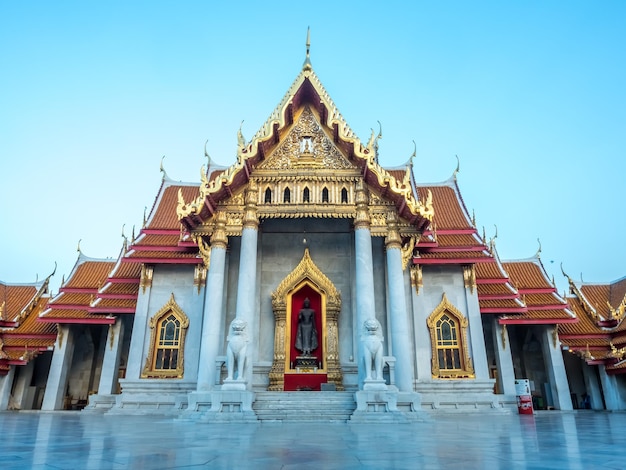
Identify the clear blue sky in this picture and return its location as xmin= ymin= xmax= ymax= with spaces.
xmin=1 ymin=1 xmax=624 ymax=294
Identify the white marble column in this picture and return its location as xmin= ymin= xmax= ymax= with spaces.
xmin=354 ymin=181 xmax=376 ymax=387
xmin=410 ymin=266 xmax=433 ymax=382
xmin=492 ymin=320 xmax=516 ymax=396
xmin=125 ymin=265 xmax=153 ymax=380
xmin=97 ymin=318 xmax=125 ymax=394
xmin=42 ymin=325 xmax=75 ymax=410
xmin=234 ymin=182 xmax=259 ymax=386
xmin=11 ymin=360 xmax=35 ymax=409
xmin=463 ymin=268 xmax=490 ymax=380
xmin=197 ymin=211 xmax=228 ymax=391
xmin=598 ymin=365 xmax=623 ymax=410
xmin=581 ymin=362 xmax=603 ymax=410
xmin=0 ymin=366 xmax=15 ymax=410
xmin=385 ymin=212 xmax=414 ymax=392
xmin=539 ymin=325 xmax=573 ymax=410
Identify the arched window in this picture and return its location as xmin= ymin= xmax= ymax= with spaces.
xmin=426 ymin=293 xmax=474 ymax=379
xmin=142 ymin=293 xmax=189 ymax=378
xmin=303 ymin=187 xmax=310 ymax=203
xmin=341 ymin=188 xmax=348 ymax=203
xmin=155 ymin=314 xmax=181 ymax=370
xmin=321 ymin=187 xmax=329 ymax=203
xmin=435 ymin=314 xmax=461 ymax=370
xmin=284 ymin=187 xmax=291 ymax=203
xmin=264 ymin=187 xmax=272 ymax=203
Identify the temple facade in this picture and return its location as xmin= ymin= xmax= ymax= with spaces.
xmin=1 ymin=45 xmax=625 ymax=419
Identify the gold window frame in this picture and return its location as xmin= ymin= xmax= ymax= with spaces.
xmin=426 ymin=293 xmax=475 ymax=379
xmin=141 ymin=293 xmax=190 ymax=379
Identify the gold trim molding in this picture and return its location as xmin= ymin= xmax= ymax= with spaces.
xmin=140 ymin=265 xmax=153 ymax=294
xmin=269 ymin=248 xmax=343 ymax=390
xmin=426 ymin=293 xmax=475 ymax=379
xmin=463 ymin=265 xmax=477 ymax=294
xmin=141 ymin=293 xmax=190 ymax=379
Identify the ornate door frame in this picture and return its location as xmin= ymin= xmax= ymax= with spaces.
xmin=268 ymin=248 xmax=343 ymax=391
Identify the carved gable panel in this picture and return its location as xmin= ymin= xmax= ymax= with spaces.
xmin=257 ymin=107 xmax=355 ymax=171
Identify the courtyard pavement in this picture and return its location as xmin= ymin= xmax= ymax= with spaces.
xmin=0 ymin=410 xmax=624 ymax=469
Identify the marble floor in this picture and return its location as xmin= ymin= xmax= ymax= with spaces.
xmin=0 ymin=411 xmax=624 ymax=469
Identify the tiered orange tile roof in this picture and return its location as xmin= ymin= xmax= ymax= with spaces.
xmin=500 ymin=258 xmax=575 ymax=325
xmin=560 ymin=275 xmax=626 ymax=374
xmin=125 ymin=179 xmax=201 ymax=265
xmin=0 ymin=276 xmax=56 ymax=374
xmin=0 ymin=282 xmax=39 ymax=327
xmin=414 ymin=178 xmax=490 ymax=265
xmin=39 ymin=253 xmax=116 ymax=325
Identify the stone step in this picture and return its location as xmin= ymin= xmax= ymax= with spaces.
xmin=252 ymin=391 xmax=356 ymax=422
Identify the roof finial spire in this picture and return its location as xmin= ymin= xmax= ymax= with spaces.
xmin=303 ymin=27 xmax=312 ymax=71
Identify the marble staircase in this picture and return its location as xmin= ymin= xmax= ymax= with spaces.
xmin=253 ymin=391 xmax=357 ymax=422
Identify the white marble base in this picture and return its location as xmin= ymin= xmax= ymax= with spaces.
xmin=83 ymin=394 xmax=117 ymax=412
xmin=415 ymin=379 xmax=513 ymax=412
xmin=198 ymin=390 xmax=258 ymax=422
xmin=363 ymin=379 xmax=388 ymax=391
xmin=222 ymin=379 xmax=247 ymax=391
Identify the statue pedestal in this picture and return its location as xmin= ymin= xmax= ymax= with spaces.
xmin=363 ymin=379 xmax=388 ymax=391
xmin=222 ymin=379 xmax=247 ymax=391
xmin=294 ymin=355 xmax=319 ymax=369
xmin=193 ymin=390 xmax=257 ymax=422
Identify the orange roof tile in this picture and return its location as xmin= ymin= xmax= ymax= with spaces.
xmin=416 ymin=182 xmax=473 ymax=231
xmin=503 ymin=260 xmax=553 ymax=291
xmin=579 ymin=284 xmax=611 ymax=318
xmin=63 ymin=258 xmax=116 ymax=289
xmin=0 ymin=283 xmax=39 ymax=321
xmin=125 ymin=251 xmax=201 ymax=260
xmin=132 ymin=233 xmax=183 ymax=247
xmin=147 ymin=183 xmax=199 ymax=230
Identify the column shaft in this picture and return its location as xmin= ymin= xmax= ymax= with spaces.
xmin=492 ymin=320 xmax=516 ymax=396
xmin=539 ymin=325 xmax=573 ymax=410
xmin=386 ymin=246 xmax=414 ymax=391
xmin=97 ymin=318 xmax=125 ymax=395
xmin=42 ymin=325 xmax=75 ymax=410
xmin=197 ymin=245 xmax=227 ymax=390
xmin=0 ymin=366 xmax=15 ymax=410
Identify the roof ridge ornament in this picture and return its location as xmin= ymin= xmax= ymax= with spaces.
xmin=535 ymin=238 xmax=542 ymax=258
xmin=453 ymin=154 xmax=460 ymax=180
xmin=303 ymin=27 xmax=312 ymax=71
xmin=160 ymin=156 xmax=169 ymax=181
xmin=237 ymin=121 xmax=247 ymax=150
xmin=204 ymin=139 xmax=211 ymax=177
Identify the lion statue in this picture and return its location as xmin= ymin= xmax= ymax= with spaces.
xmin=226 ymin=318 xmax=248 ymax=381
xmin=361 ymin=318 xmax=384 ymax=381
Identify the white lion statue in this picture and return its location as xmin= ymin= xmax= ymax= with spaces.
xmin=362 ymin=318 xmax=384 ymax=381
xmin=226 ymin=318 xmax=248 ymax=381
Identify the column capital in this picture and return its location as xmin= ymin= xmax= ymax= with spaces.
xmin=385 ymin=211 xmax=402 ymax=250
xmin=210 ymin=211 xmax=229 ymax=249
xmin=242 ymin=180 xmax=259 ymax=230
xmin=354 ymin=180 xmax=371 ymax=230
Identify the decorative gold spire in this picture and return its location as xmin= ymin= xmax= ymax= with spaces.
xmin=303 ymin=26 xmax=312 ymax=71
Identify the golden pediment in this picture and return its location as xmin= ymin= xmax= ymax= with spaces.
xmin=257 ymin=107 xmax=355 ymax=171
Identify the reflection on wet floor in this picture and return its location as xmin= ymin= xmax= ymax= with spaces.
xmin=0 ymin=411 xmax=624 ymax=469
